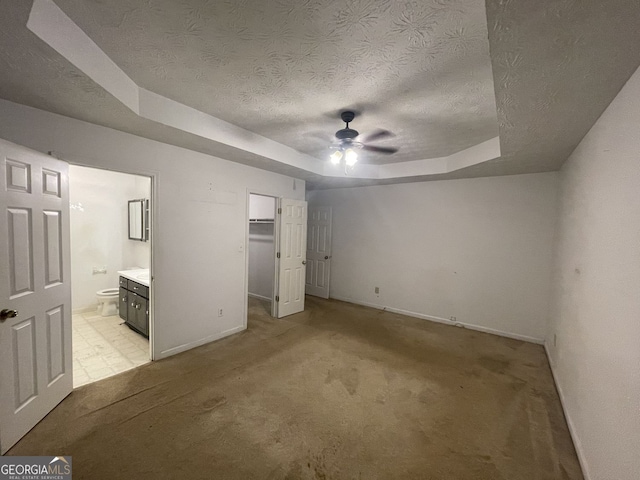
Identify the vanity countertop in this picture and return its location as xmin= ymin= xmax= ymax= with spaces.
xmin=118 ymin=268 xmax=150 ymax=287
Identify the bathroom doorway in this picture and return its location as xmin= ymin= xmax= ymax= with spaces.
xmin=247 ymin=193 xmax=277 ymax=319
xmin=69 ymin=165 xmax=152 ymax=387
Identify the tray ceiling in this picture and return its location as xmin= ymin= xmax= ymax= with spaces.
xmin=1 ymin=0 xmax=639 ymax=188
xmin=57 ymin=0 xmax=500 ymax=165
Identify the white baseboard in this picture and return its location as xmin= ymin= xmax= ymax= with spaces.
xmin=248 ymin=293 xmax=272 ymax=302
xmin=544 ymin=342 xmax=590 ymax=480
xmin=329 ymin=295 xmax=545 ymax=345
xmin=157 ymin=324 xmax=246 ymax=360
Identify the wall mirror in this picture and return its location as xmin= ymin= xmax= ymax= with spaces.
xmin=128 ymin=199 xmax=149 ymax=241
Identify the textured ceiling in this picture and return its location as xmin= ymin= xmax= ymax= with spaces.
xmin=1 ymin=0 xmax=640 ymax=189
xmin=53 ymin=0 xmax=499 ymax=165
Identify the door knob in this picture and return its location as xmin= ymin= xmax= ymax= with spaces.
xmin=1 ymin=309 xmax=18 ymax=321
xmin=324 ymin=255 xmax=332 ymax=260
xmin=302 ymin=260 xmax=307 ymax=265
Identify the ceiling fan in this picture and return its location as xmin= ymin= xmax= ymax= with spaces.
xmin=329 ymin=111 xmax=399 ymax=168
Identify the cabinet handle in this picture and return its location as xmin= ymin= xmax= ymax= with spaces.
xmin=131 ymin=302 xmax=135 ymax=307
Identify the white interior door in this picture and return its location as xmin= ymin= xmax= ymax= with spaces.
xmin=306 ymin=206 xmax=332 ymax=299
xmin=0 ymin=139 xmax=72 ymax=454
xmin=276 ymin=198 xmax=307 ymax=318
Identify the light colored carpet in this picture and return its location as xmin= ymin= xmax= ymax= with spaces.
xmin=8 ymin=296 xmax=583 ymax=480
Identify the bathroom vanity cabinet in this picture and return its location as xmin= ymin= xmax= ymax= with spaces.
xmin=119 ymin=276 xmax=149 ymax=337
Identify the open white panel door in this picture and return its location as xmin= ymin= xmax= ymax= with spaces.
xmin=0 ymin=139 xmax=72 ymax=454
xmin=276 ymin=198 xmax=307 ymax=318
xmin=306 ymin=206 xmax=332 ymax=299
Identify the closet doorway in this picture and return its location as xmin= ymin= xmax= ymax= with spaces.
xmin=247 ymin=194 xmax=277 ymax=317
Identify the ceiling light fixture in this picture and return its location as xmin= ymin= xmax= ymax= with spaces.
xmin=330 ymin=150 xmax=343 ymax=165
xmin=329 ymin=145 xmax=358 ymax=172
xmin=344 ymin=148 xmax=358 ymax=166
xmin=327 ymin=111 xmax=398 ymax=174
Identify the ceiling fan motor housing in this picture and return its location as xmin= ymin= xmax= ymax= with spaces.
xmin=335 ymin=128 xmax=359 ymax=140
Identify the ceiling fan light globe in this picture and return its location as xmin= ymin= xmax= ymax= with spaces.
xmin=330 ymin=150 xmax=343 ymax=164
xmin=345 ymin=148 xmax=358 ymax=166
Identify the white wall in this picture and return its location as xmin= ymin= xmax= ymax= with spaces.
xmin=0 ymin=99 xmax=304 ymax=359
xmin=548 ymin=66 xmax=640 ymax=480
xmin=69 ymin=165 xmax=150 ymax=311
xmin=248 ymin=194 xmax=275 ymax=300
xmin=249 ymin=194 xmax=276 ymax=220
xmin=307 ymin=172 xmax=559 ymax=342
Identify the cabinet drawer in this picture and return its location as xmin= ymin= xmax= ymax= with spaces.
xmin=119 ymin=276 xmax=128 ymax=288
xmin=129 ymin=281 xmax=148 ymax=298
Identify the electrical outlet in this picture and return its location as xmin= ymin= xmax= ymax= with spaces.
xmin=92 ymin=266 xmax=107 ymax=274
xmin=450 ymin=316 xmax=457 ymax=322
xmin=218 ymin=308 xmax=223 ymax=317
xmin=374 ymin=287 xmax=379 ymax=294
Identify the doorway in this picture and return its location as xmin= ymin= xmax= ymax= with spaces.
xmin=69 ymin=165 xmax=152 ymax=387
xmin=246 ymin=194 xmax=308 ymax=322
xmin=247 ymin=194 xmax=277 ymax=318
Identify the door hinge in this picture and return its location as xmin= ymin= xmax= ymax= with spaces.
xmin=275 ymin=296 xmax=279 ymax=302
xmin=277 ymin=207 xmax=282 ymax=214
xmin=277 ymin=252 xmax=280 ymax=258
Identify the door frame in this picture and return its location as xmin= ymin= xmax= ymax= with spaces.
xmin=67 ymin=161 xmax=157 ymax=361
xmin=243 ymin=190 xmax=280 ymax=325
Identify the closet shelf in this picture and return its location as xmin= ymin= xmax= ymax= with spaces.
xmin=249 ymin=219 xmax=274 ymax=224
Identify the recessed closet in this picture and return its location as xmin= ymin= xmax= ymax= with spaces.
xmin=248 ymin=194 xmax=276 ymax=307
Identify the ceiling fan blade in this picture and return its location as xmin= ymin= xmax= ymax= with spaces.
xmin=362 ymin=145 xmax=399 ymax=154
xmin=359 ymin=129 xmax=394 ymax=143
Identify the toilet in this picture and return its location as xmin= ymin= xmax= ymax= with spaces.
xmin=96 ymin=288 xmax=119 ymax=316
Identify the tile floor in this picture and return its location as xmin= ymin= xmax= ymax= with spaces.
xmin=72 ymin=310 xmax=150 ymax=387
